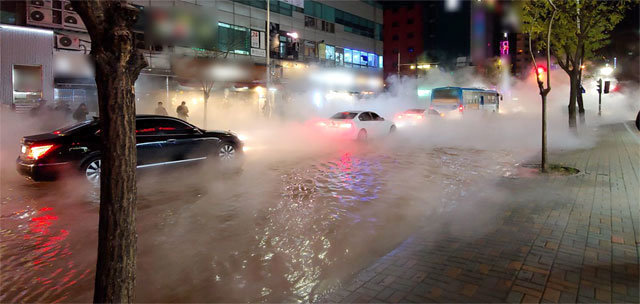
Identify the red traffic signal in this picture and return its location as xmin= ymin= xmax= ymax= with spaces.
xmin=535 ymin=65 xmax=546 ymax=81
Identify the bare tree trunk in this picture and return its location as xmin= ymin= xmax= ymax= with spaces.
xmin=577 ymin=44 xmax=586 ymax=123
xmin=577 ymin=67 xmax=585 ymax=125
xmin=203 ymin=89 xmax=210 ymax=128
xmin=541 ymin=93 xmax=548 ymax=172
xmin=71 ymin=2 xmax=147 ymax=302
xmin=568 ymin=71 xmax=578 ymax=129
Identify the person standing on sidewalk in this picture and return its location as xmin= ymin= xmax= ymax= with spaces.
xmin=72 ymin=103 xmax=89 ymax=122
xmin=176 ymin=101 xmax=189 ymax=121
xmin=155 ymin=102 xmax=168 ymax=116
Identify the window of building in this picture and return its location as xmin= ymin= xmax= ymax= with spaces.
xmin=392 ymin=34 xmax=399 ymax=41
xmin=352 ymin=50 xmax=361 ymax=65
xmin=408 ymin=47 xmax=414 ymax=53
xmin=392 ymin=49 xmax=399 ymax=54
xmin=305 ymin=0 xmax=380 ymax=40
xmin=305 ymin=16 xmax=316 ymax=28
xmin=218 ymin=22 xmax=250 ymax=55
xmin=407 ymin=18 xmax=414 ymax=25
xmin=392 ymin=7 xmax=399 ymax=13
xmin=344 ymin=48 xmax=352 ymax=63
xmin=325 ymin=45 xmax=335 ymax=60
xmin=407 ymin=32 xmax=414 ymax=39
xmin=234 ymin=0 xmax=292 ymax=16
xmin=392 ymin=21 xmax=398 ymax=27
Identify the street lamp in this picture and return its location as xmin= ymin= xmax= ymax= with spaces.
xmin=600 ymin=65 xmax=613 ymax=76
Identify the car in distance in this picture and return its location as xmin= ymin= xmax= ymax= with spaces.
xmin=16 ymin=115 xmax=243 ymax=182
xmin=316 ymin=111 xmax=396 ymax=141
xmin=394 ymin=109 xmax=426 ymax=127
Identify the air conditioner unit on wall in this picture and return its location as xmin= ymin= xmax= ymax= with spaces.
xmin=63 ymin=1 xmax=74 ymax=11
xmin=62 ymin=11 xmax=85 ymax=30
xmin=56 ymin=33 xmax=79 ymax=50
xmin=29 ymin=0 xmax=52 ymax=8
xmin=27 ymin=6 xmax=53 ymax=25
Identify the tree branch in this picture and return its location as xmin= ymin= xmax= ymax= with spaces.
xmin=545 ymin=0 xmax=557 ymax=92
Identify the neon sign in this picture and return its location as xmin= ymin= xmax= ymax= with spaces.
xmin=500 ymin=40 xmax=509 ymax=55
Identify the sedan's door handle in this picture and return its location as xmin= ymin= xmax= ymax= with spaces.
xmin=166 ymin=139 xmax=176 ymax=143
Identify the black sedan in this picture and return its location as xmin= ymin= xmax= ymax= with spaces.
xmin=16 ymin=115 xmax=243 ymax=182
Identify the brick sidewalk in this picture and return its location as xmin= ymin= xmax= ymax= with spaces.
xmin=323 ymin=122 xmax=639 ymax=303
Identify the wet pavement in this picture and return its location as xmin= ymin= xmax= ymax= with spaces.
xmin=323 ymin=123 xmax=640 ymax=303
xmin=1 ymin=138 xmax=517 ymax=302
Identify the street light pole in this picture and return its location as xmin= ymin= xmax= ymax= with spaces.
xmin=397 ymin=52 xmax=400 ymax=78
xmin=266 ymin=0 xmax=270 ymax=117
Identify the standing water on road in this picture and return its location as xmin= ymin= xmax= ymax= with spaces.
xmin=1 ymin=135 xmax=517 ymax=302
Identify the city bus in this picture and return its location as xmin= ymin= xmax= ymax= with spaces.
xmin=429 ymin=87 xmax=501 ymax=117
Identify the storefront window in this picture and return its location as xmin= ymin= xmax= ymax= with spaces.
xmin=12 ymin=65 xmax=42 ymax=103
xmin=360 ymin=53 xmax=368 ymax=66
xmin=352 ymin=50 xmax=360 ymax=65
xmin=368 ymin=53 xmax=376 ymax=67
xmin=335 ymin=47 xmax=344 ymax=66
xmin=344 ymin=48 xmax=352 ymax=63
xmin=325 ymin=45 xmax=335 ymax=60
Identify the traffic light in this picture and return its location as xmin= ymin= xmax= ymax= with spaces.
xmin=596 ymin=79 xmax=602 ymax=93
xmin=604 ymin=81 xmax=611 ymax=94
xmin=536 ymin=65 xmax=546 ymax=81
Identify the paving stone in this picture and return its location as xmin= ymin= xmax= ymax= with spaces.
xmin=542 ymin=288 xmax=561 ymax=303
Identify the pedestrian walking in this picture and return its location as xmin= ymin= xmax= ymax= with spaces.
xmin=73 ymin=103 xmax=89 ymax=122
xmin=155 ymin=101 xmax=169 ymax=116
xmin=176 ymin=101 xmax=189 ymax=121
xmin=30 ymin=99 xmax=48 ymax=117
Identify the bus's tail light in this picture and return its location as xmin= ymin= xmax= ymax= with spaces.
xmin=26 ymin=144 xmax=56 ymax=160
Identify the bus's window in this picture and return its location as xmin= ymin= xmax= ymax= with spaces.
xmin=432 ymin=88 xmax=460 ymax=103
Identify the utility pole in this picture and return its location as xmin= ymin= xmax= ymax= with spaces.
xmin=397 ymin=52 xmax=400 ymax=78
xmin=266 ymin=0 xmax=270 ymax=117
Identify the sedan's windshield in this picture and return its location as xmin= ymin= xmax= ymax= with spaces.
xmin=331 ymin=112 xmax=358 ymax=119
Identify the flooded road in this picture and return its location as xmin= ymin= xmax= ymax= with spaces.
xmin=1 ymin=138 xmax=519 ymax=303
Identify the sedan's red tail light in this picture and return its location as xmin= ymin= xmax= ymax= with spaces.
xmin=27 ymin=144 xmax=56 ymax=160
xmin=459 ymin=105 xmax=464 ymax=112
xmin=338 ymin=122 xmax=353 ymax=129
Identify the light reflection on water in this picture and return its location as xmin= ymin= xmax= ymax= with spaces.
xmin=0 ymin=146 xmax=515 ymax=303
xmin=0 ymin=205 xmax=92 ymax=303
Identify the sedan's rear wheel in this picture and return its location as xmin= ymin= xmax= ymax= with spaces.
xmin=83 ymin=158 xmax=101 ymax=184
xmin=218 ymin=143 xmax=236 ymax=160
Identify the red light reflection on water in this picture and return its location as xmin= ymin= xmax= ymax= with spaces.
xmin=0 ymin=205 xmax=90 ymax=302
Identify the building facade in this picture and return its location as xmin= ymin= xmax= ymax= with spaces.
xmin=382 ymin=0 xmax=528 ymax=80
xmin=0 ymin=0 xmax=383 ymax=116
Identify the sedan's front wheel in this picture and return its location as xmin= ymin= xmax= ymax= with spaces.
xmin=218 ymin=143 xmax=237 ymax=160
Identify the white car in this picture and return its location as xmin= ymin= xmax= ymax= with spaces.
xmin=317 ymin=111 xmax=396 ymax=141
